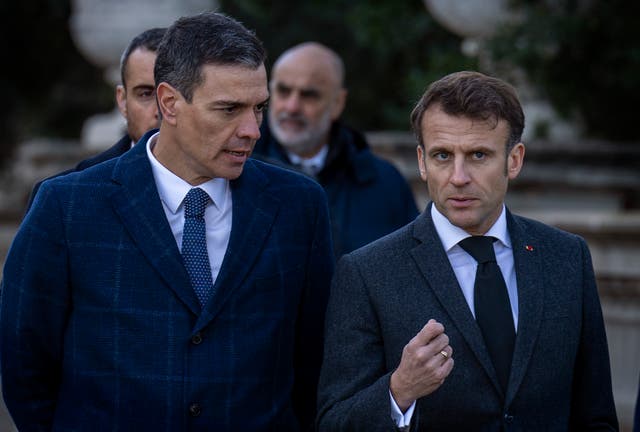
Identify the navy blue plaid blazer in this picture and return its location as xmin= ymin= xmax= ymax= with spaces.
xmin=1 ymin=130 xmax=334 ymax=431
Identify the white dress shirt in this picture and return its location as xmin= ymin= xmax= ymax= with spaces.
xmin=391 ymin=204 xmax=519 ymax=427
xmin=145 ymin=132 xmax=232 ymax=284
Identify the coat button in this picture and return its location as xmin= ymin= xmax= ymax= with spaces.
xmin=504 ymin=413 xmax=514 ymax=423
xmin=189 ymin=403 xmax=202 ymax=417
xmin=191 ymin=332 xmax=203 ymax=345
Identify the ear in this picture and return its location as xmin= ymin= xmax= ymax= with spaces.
xmin=156 ymin=82 xmax=179 ymax=126
xmin=116 ymin=85 xmax=127 ymax=118
xmin=416 ymin=145 xmax=428 ymax=182
xmin=507 ymin=142 xmax=525 ymax=180
xmin=330 ymin=88 xmax=347 ymax=121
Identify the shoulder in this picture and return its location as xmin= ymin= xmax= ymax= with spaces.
xmin=244 ymin=157 xmax=325 ymax=199
xmin=346 ymin=220 xmax=416 ymax=263
xmin=341 ymin=126 xmax=411 ymax=185
xmin=75 ymin=136 xmax=131 ymax=170
xmin=511 ymin=213 xmax=579 ymax=238
xmin=38 ymin=155 xmax=119 ymax=199
xmin=509 ymin=212 xmax=588 ymax=252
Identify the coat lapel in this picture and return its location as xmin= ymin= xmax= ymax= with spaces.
xmin=409 ymin=208 xmax=503 ymax=395
xmin=504 ymin=211 xmax=545 ymax=404
xmin=194 ymin=160 xmax=280 ymax=332
xmin=109 ymin=136 xmax=201 ymax=315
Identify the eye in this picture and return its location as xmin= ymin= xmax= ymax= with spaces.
xmin=255 ymin=102 xmax=268 ymax=113
xmin=473 ymin=151 xmax=486 ymax=160
xmin=275 ymin=85 xmax=291 ymax=98
xmin=134 ymin=87 xmax=156 ymax=100
xmin=222 ymin=106 xmax=237 ymax=114
xmin=433 ymin=152 xmax=449 ymax=161
xmin=299 ymin=89 xmax=321 ymax=100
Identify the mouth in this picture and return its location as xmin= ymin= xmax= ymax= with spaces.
xmin=448 ymin=196 xmax=476 ymax=207
xmin=225 ymin=150 xmax=248 ymax=156
xmin=224 ymin=149 xmax=250 ymax=162
xmin=276 ymin=114 xmax=307 ymax=131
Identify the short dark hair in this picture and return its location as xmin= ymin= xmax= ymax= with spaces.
xmin=120 ymin=28 xmax=167 ymax=88
xmin=410 ymin=71 xmax=525 ymax=151
xmin=154 ymin=12 xmax=266 ymax=103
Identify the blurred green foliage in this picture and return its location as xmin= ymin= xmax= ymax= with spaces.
xmin=220 ymin=0 xmax=476 ymax=130
xmin=4 ymin=0 xmax=635 ymax=169
xmin=0 ymin=0 xmax=113 ymax=166
xmin=487 ymin=0 xmax=640 ymax=141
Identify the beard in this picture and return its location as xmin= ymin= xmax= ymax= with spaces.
xmin=268 ymin=110 xmax=332 ymax=156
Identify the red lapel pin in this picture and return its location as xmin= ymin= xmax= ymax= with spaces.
xmin=525 ymin=245 xmax=534 ymax=251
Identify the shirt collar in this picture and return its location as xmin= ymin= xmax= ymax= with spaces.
xmin=431 ymin=203 xmax=511 ymax=252
xmin=286 ymin=144 xmax=329 ymax=175
xmin=145 ymin=132 xmax=229 ymax=214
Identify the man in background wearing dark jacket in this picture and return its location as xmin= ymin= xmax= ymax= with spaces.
xmin=253 ymin=42 xmax=418 ymax=257
xmin=25 ymin=27 xmax=166 ymax=211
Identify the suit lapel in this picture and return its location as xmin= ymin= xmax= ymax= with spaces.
xmin=194 ymin=160 xmax=280 ymax=332
xmin=504 ymin=212 xmax=545 ymax=404
xmin=409 ymin=208 xmax=503 ymax=395
xmin=109 ymin=136 xmax=200 ymax=315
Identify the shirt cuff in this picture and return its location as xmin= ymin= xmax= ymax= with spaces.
xmin=389 ymin=390 xmax=416 ymax=427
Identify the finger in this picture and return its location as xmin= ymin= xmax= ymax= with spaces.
xmin=421 ymin=332 xmax=449 ymax=357
xmin=443 ymin=356 xmax=454 ymax=376
xmin=413 ymin=319 xmax=445 ymax=346
xmin=435 ymin=345 xmax=453 ymax=363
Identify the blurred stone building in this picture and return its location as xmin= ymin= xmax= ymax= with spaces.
xmin=0 ymin=0 xmax=638 ymax=430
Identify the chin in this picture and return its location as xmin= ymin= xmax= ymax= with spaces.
xmin=220 ymin=166 xmax=246 ymax=180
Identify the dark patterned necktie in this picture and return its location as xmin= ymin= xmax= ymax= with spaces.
xmin=459 ymin=236 xmax=515 ymax=391
xmin=181 ymin=187 xmax=214 ymax=306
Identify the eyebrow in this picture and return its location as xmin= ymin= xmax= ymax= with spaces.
xmin=207 ymin=96 xmax=270 ymax=108
xmin=130 ymin=84 xmax=155 ymax=92
xmin=273 ymin=82 xmax=322 ymax=97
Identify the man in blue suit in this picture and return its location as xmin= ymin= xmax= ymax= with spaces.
xmin=317 ymin=71 xmax=618 ymax=430
xmin=1 ymin=12 xmax=333 ymax=431
xmin=25 ymin=27 xmax=166 ymax=212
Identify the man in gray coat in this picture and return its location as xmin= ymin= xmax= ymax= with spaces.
xmin=317 ymin=71 xmax=618 ymax=431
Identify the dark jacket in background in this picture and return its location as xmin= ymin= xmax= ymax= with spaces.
xmin=253 ymin=122 xmax=419 ymax=258
xmin=25 ymin=134 xmax=134 ymax=212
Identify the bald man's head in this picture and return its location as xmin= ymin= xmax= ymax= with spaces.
xmin=268 ymin=42 xmax=347 ymax=158
xmin=273 ymin=42 xmax=345 ymax=89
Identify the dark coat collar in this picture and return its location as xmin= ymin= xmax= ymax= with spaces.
xmin=255 ymin=121 xmax=378 ymax=184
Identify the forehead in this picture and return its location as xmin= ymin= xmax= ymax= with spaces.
xmin=271 ymin=51 xmax=339 ymax=90
xmin=124 ymin=48 xmax=156 ymax=82
xmin=421 ymin=105 xmax=509 ymax=149
xmin=195 ymin=63 xmax=269 ymax=102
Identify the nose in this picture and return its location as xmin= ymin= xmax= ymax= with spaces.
xmin=450 ymin=158 xmax=471 ymax=186
xmin=282 ymin=92 xmax=301 ymax=113
xmin=237 ymin=110 xmax=262 ymax=140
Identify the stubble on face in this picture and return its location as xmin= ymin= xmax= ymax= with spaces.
xmin=119 ymin=48 xmax=159 ymax=142
xmin=154 ymin=64 xmax=269 ymax=185
xmin=268 ymin=107 xmax=333 ymax=156
xmin=266 ymin=44 xmax=345 ymax=158
xmin=417 ymin=105 xmax=523 ymax=235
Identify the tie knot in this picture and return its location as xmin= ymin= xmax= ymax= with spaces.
xmin=184 ymin=188 xmax=210 ymax=218
xmin=459 ymin=236 xmax=497 ymax=264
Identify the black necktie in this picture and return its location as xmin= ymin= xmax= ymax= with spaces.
xmin=459 ymin=236 xmax=515 ymax=391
